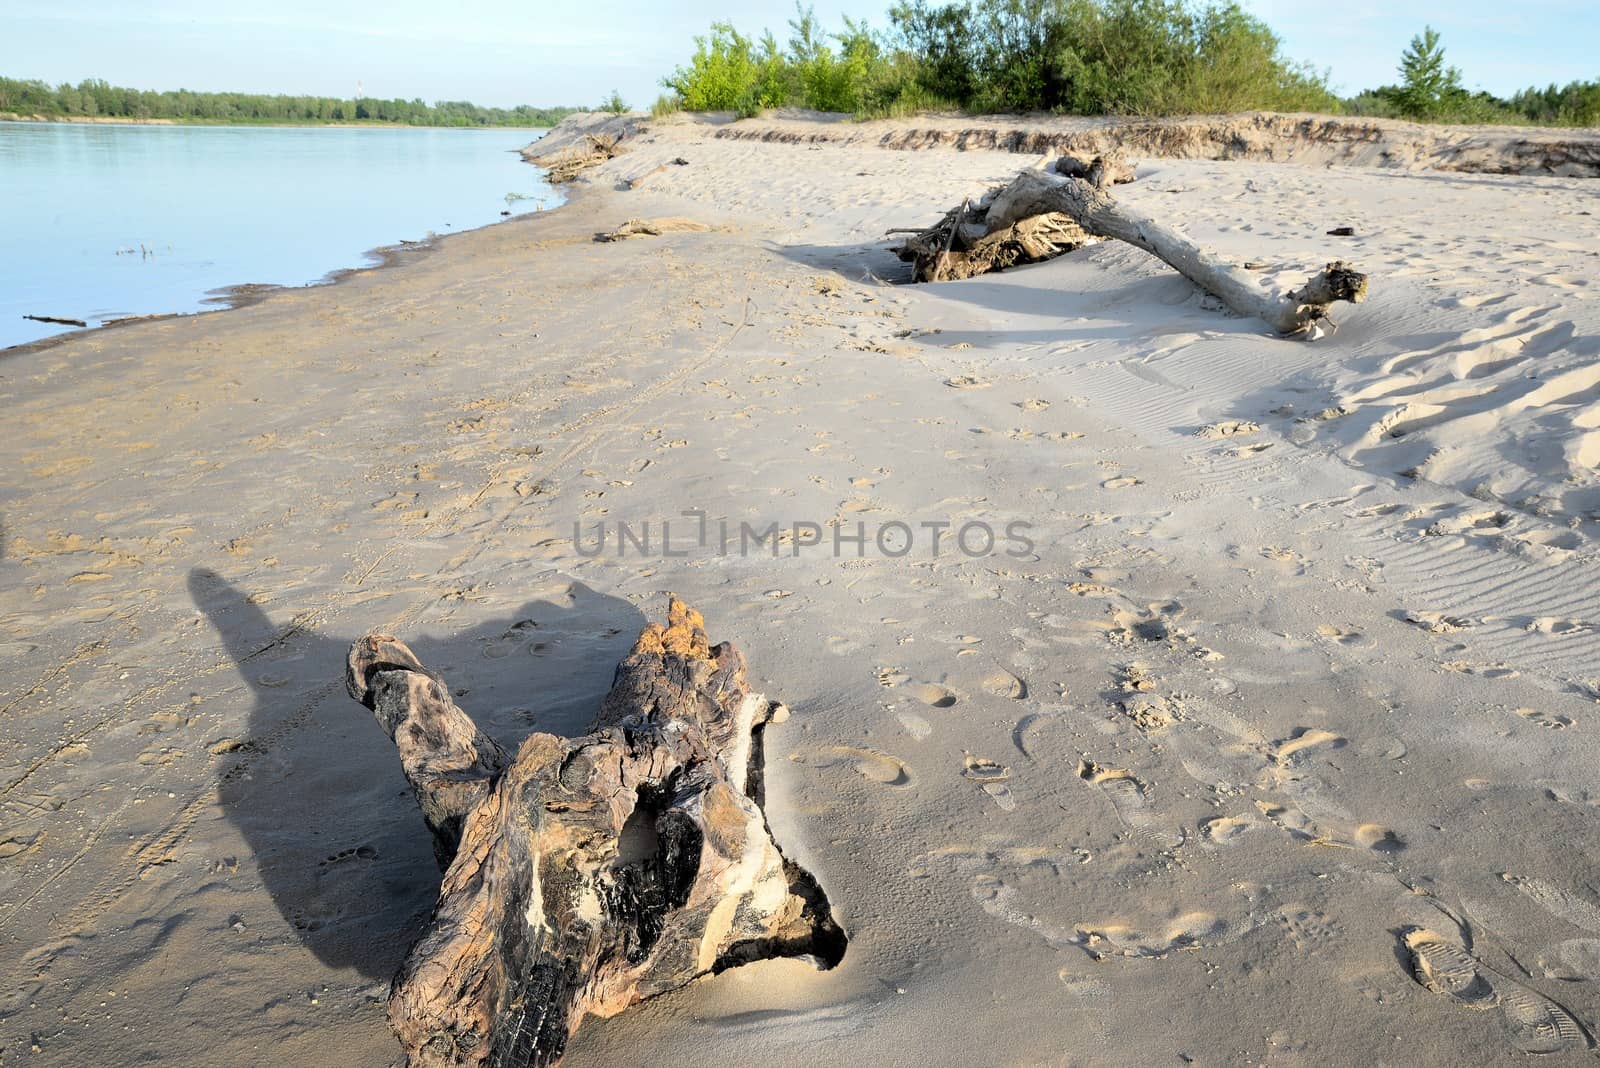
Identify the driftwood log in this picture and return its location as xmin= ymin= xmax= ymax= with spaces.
xmin=896 ymin=157 xmax=1368 ymax=337
xmin=891 ymin=152 xmax=1130 ymax=283
xmin=347 ymin=598 xmax=845 ymax=1067
xmin=593 ymin=217 xmax=713 ymax=243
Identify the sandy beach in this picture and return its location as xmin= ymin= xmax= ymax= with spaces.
xmin=5 ymin=110 xmax=1600 ymax=1064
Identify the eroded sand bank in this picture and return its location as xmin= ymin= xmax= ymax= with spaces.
xmin=4 ymin=112 xmax=1600 ymax=1065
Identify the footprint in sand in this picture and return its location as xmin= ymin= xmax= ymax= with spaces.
xmin=1404 ymin=610 xmax=1474 ymax=633
xmin=878 ymin=669 xmax=959 ymax=708
xmin=1500 ymin=872 xmax=1600 ymax=934
xmin=1270 ymin=727 xmax=1347 ymax=767
xmin=1315 ymin=624 xmax=1363 ymax=645
xmin=1425 ymin=510 xmax=1512 ymax=537
xmin=1075 ymin=910 xmax=1237 ymax=960
xmin=1199 ymin=815 xmax=1264 ymax=846
xmin=980 ymin=667 xmax=1028 ymax=700
xmin=1442 ymin=659 xmax=1520 ymax=680
xmin=317 ymin=845 xmax=379 ymax=870
xmin=951 ymin=848 xmax=1255 ymax=959
xmin=963 ymin=757 xmax=1016 ymax=811
xmin=1527 ymin=617 xmax=1595 ymax=638
xmin=1258 ymin=546 xmax=1306 ymax=573
xmin=1196 ymin=420 xmax=1261 ymax=439
xmin=1254 ymin=800 xmax=1402 ymax=853
xmin=791 ymin=745 xmax=912 ymax=787
xmin=1108 ymin=600 xmax=1184 ymax=646
xmin=1276 ymin=905 xmax=1340 ymax=953
xmin=907 ymin=682 xmax=958 ymax=708
xmin=1539 ymin=939 xmax=1600 ymax=982
xmin=1100 ymin=475 xmax=1141 ymax=490
xmin=478 ymin=619 xmax=541 ymax=659
xmin=1077 ymin=758 xmax=1183 ymax=850
xmin=1402 ymin=927 xmax=1592 ymax=1053
xmin=897 ymin=711 xmax=933 ymax=740
xmin=1514 ymin=707 xmax=1574 ymax=731
xmin=1067 ymin=579 xmax=1122 ymax=598
xmin=1404 ymin=929 xmax=1498 ymax=1007
xmin=944 ymin=374 xmax=990 ymax=389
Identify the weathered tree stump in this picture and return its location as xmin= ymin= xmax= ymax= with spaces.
xmin=347 ymin=598 xmax=846 ymax=1067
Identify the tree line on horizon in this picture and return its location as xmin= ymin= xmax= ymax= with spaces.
xmin=657 ymin=0 xmax=1600 ymax=126
xmin=0 ymin=76 xmax=577 ymax=127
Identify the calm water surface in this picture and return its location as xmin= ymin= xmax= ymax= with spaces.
xmin=0 ymin=122 xmax=557 ymax=349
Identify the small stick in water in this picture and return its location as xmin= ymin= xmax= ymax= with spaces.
xmin=24 ymin=314 xmax=89 ymax=328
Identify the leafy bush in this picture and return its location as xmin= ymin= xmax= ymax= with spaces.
xmin=663 ymin=0 xmax=1336 ymax=119
xmin=601 ymin=90 xmax=629 ymax=115
xmin=1041 ymin=0 xmax=1337 ymax=115
xmin=661 ymin=22 xmax=787 ymax=114
xmin=659 ymin=4 xmax=1595 ymax=125
xmin=889 ymin=1 xmax=980 ymax=105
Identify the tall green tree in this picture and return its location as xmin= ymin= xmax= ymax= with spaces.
xmin=1395 ymin=26 xmax=1461 ymax=119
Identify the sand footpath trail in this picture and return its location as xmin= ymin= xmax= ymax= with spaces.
xmin=4 ymin=114 xmax=1600 ymax=1065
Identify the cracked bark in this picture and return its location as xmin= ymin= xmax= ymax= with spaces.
xmin=347 ymin=597 xmax=846 ymax=1067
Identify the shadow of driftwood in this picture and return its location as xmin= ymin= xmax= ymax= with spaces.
xmin=765 ymin=237 xmax=914 ymax=285
xmin=188 ymin=568 xmax=645 ymax=979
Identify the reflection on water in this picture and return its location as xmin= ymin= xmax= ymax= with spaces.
xmin=0 ymin=121 xmax=558 ymax=348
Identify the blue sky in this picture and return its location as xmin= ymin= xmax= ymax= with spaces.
xmin=4 ymin=1 xmax=1595 ymax=108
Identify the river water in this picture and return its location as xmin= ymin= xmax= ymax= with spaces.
xmin=0 ymin=122 xmax=557 ymax=349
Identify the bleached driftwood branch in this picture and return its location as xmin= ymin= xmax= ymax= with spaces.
xmin=347 ymin=598 xmax=845 ymax=1067
xmin=894 ymin=158 xmax=1367 ymax=337
xmin=983 ymin=167 xmax=1367 ymax=336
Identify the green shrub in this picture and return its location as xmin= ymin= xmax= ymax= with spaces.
xmin=601 ymin=90 xmax=628 ymax=115
xmin=656 ymin=1 xmax=1593 ymax=124
xmin=662 ymin=22 xmax=787 ymax=113
xmin=667 ymin=0 xmax=1337 ymax=118
xmin=889 ymin=1 xmax=980 ymax=105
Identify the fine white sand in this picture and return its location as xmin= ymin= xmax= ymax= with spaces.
xmin=4 ymin=111 xmax=1600 ymax=1065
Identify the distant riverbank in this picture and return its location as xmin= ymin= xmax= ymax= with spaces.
xmin=0 ymin=76 xmax=576 ymax=128
xmin=2 ymin=112 xmax=175 ymax=125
